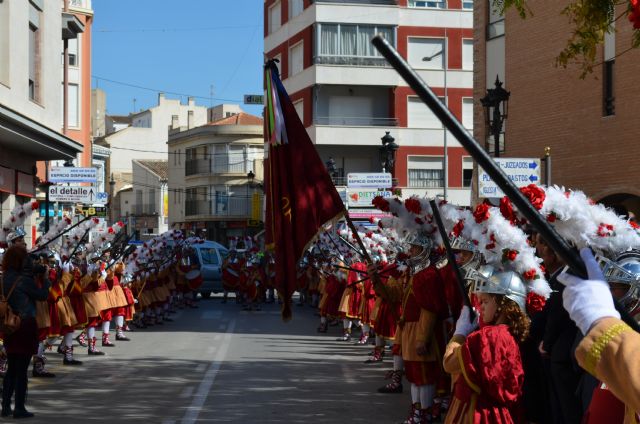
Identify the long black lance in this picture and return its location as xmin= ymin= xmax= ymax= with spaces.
xmin=66 ymin=223 xmax=94 ymax=263
xmin=430 ymin=199 xmax=474 ymax=319
xmin=371 ymin=35 xmax=640 ymax=333
xmin=105 ymin=233 xmax=137 ymax=270
xmin=31 ymin=215 xmax=92 ymax=253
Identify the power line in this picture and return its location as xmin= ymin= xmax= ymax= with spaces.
xmin=118 ymin=178 xmax=262 ymax=201
xmin=108 ymin=146 xmax=264 ymax=159
xmin=92 ymin=75 xmax=246 ymax=103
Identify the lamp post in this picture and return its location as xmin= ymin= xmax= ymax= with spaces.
xmin=379 ymin=131 xmax=399 ymax=179
xmin=325 ymin=157 xmax=338 ymax=182
xmin=423 ymin=36 xmax=448 ymax=200
xmin=480 ymin=75 xmax=510 ymax=158
xmin=109 ymin=173 xmax=115 ymax=225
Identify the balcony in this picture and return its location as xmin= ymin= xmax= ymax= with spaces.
xmin=314 ymin=116 xmax=397 ymax=126
xmin=185 ymin=158 xmax=254 ymax=177
xmin=68 ymin=0 xmax=92 ymax=10
xmin=185 ymin=196 xmax=263 ymax=218
xmin=312 ymin=0 xmax=397 ymax=4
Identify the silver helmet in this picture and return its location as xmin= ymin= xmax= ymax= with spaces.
xmin=601 ymin=250 xmax=640 ymax=313
xmin=405 ymin=231 xmax=432 ymax=273
xmin=7 ymin=227 xmax=26 ymax=244
xmin=473 ymin=270 xmax=528 ymax=312
xmin=450 ymin=236 xmax=483 ymax=281
xmin=465 ymin=263 xmax=495 ymax=290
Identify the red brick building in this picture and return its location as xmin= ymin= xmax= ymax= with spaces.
xmin=475 ymin=0 xmax=640 ymax=216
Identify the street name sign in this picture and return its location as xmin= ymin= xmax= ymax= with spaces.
xmin=49 ymin=185 xmax=98 ymax=203
xmin=49 ymin=167 xmax=97 ymax=183
xmin=347 ymin=173 xmax=392 ymax=189
xmin=478 ymin=158 xmax=541 ymax=198
xmin=243 ymin=95 xmax=264 ymax=105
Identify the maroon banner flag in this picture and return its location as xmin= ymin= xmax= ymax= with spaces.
xmin=264 ymin=61 xmax=345 ymax=320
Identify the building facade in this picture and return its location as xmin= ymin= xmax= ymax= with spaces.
xmin=168 ymin=111 xmax=264 ymax=243
xmin=95 ymin=93 xmax=207 ymax=195
xmin=475 ymin=1 xmax=640 ymax=215
xmin=0 ymin=0 xmax=84 ymax=245
xmin=264 ymin=0 xmax=474 ymax=205
xmin=130 ymin=159 xmax=168 ymax=238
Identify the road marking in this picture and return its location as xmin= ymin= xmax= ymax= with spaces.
xmin=341 ymin=363 xmax=357 ymax=384
xmin=181 ymin=319 xmax=236 ymax=424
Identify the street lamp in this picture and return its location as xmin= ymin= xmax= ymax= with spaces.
xmin=379 ymin=131 xmax=399 ymax=177
xmin=109 ymin=173 xmax=115 ymax=225
xmin=480 ymin=75 xmax=510 ymax=158
xmin=423 ymin=37 xmax=448 ymax=200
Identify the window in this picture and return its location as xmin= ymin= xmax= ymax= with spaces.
xmin=487 ymin=0 xmax=505 ymax=39
xmin=463 ymin=0 xmax=473 ymax=9
xmin=28 ymin=15 xmax=41 ymax=101
xmin=462 ymin=39 xmax=473 ymax=70
xmin=289 ymin=41 xmax=304 ymax=76
xmin=408 ymin=157 xmax=444 ymax=188
xmin=603 ymin=60 xmax=615 ymax=116
xmin=409 ymin=0 xmax=446 ymax=8
xmin=408 ymin=38 xmax=445 ymax=69
xmin=317 ymin=23 xmax=394 ymax=64
xmin=462 ymin=157 xmax=473 ymax=187
xmin=289 ymin=0 xmax=303 ymax=18
xmin=200 ymin=248 xmax=220 ymax=265
xmin=0 ymin=1 xmax=9 ymax=86
xmin=148 ymin=188 xmax=156 ymax=214
xmin=268 ymin=1 xmax=281 ymax=34
xmin=63 ymin=36 xmax=79 ymax=67
xmin=462 ymin=98 xmax=473 ymax=129
xmin=293 ymin=100 xmax=304 ymax=122
xmin=407 ymin=96 xmax=445 ymax=128
xmin=67 ymin=83 xmax=79 ymax=127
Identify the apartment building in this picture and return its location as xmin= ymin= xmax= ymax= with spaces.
xmin=475 ymin=0 xmax=640 ymax=215
xmin=130 ymin=159 xmax=169 ymax=238
xmin=0 ymin=0 xmax=84 ymax=244
xmin=168 ymin=108 xmax=264 ymax=243
xmin=264 ymin=0 xmax=474 ymax=205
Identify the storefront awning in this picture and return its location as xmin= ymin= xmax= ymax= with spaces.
xmin=0 ymin=104 xmax=83 ymax=161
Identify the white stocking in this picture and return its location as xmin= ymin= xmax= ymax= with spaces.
xmin=36 ymin=341 xmax=45 ymax=358
xmin=410 ymin=383 xmax=420 ymax=404
xmin=116 ymin=315 xmax=124 ymax=327
xmin=362 ymin=323 xmax=371 ymax=335
xmin=64 ymin=332 xmax=74 ymax=348
xmin=102 ymin=320 xmax=110 ymax=334
xmin=87 ymin=326 xmax=96 ymax=339
xmin=343 ymin=319 xmax=351 ymax=330
xmin=393 ymin=355 xmax=404 ymax=372
xmin=320 ymin=316 xmax=327 ymax=324
xmin=419 ymin=385 xmax=435 ymax=409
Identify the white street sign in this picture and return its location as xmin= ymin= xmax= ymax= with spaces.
xmin=48 ymin=167 xmax=97 ymax=183
xmin=347 ymin=189 xmax=393 ymax=207
xmin=347 ymin=173 xmax=392 ymax=188
xmin=478 ymin=158 xmax=541 ymax=198
xmin=48 ymin=185 xmax=99 ymax=203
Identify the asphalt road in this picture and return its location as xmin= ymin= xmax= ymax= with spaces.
xmin=23 ymin=296 xmax=411 ymax=423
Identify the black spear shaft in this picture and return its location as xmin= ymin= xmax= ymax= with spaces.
xmin=430 ymin=199 xmax=474 ymax=317
xmin=371 ymin=35 xmax=640 ymax=333
xmin=31 ymin=215 xmax=92 ymax=253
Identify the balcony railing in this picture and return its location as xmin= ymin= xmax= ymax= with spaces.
xmin=69 ymin=0 xmax=92 ymax=9
xmin=312 ymin=0 xmax=397 ymax=4
xmin=185 ymin=158 xmax=255 ymax=176
xmin=314 ymin=117 xmax=398 ymax=126
xmin=314 ymin=56 xmax=390 ymax=67
xmin=185 ymin=196 xmax=263 ymax=217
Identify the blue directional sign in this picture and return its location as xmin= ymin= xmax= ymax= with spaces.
xmin=478 ymin=158 xmax=542 ymax=198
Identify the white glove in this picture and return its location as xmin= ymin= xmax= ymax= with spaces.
xmin=558 ymin=248 xmax=620 ymax=335
xmin=101 ymin=270 xmax=107 ymax=279
xmin=62 ymin=262 xmax=70 ymax=273
xmin=454 ymin=305 xmax=479 ymax=337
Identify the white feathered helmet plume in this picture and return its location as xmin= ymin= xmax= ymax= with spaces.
xmin=0 ymin=200 xmax=39 ymax=247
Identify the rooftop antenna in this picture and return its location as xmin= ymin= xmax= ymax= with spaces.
xmin=210 ymin=84 xmax=214 ymax=108
xmin=132 ymin=98 xmax=137 ymax=113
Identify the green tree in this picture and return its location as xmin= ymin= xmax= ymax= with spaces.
xmin=496 ymin=0 xmax=640 ymax=77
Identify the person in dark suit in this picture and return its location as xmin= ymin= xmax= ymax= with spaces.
xmin=1 ymin=232 xmax=51 ymax=419
xmin=536 ymin=233 xmax=586 ymax=424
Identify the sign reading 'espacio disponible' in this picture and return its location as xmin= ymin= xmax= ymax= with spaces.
xmin=347 ymin=173 xmax=392 ymax=189
xmin=478 ymin=158 xmax=541 ymax=198
xmin=48 ymin=167 xmax=98 ymax=183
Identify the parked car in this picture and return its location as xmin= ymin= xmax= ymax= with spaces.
xmin=189 ymin=240 xmax=229 ymax=298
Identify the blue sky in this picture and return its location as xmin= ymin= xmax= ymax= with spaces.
xmin=92 ymin=0 xmax=264 ymax=117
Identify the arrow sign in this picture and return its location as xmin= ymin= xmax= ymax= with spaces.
xmin=48 ymin=185 xmax=98 ymax=204
xmin=478 ymin=158 xmax=541 ymax=198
